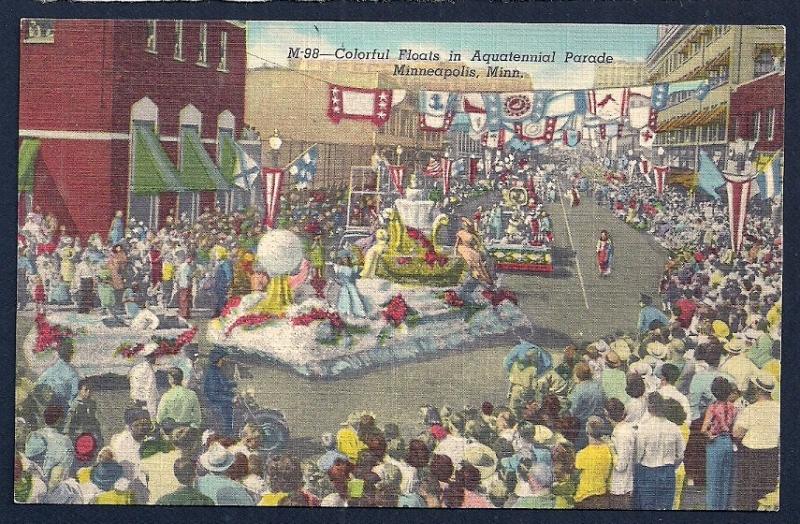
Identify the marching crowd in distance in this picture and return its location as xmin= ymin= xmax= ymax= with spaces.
xmin=15 ymin=156 xmax=780 ymax=509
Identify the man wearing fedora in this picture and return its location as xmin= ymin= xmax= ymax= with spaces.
xmin=196 ymin=442 xmax=255 ymax=505
xmin=719 ymin=337 xmax=759 ymax=392
xmin=733 ymin=373 xmax=779 ymax=510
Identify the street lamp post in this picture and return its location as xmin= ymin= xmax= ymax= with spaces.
xmin=268 ymin=129 xmax=283 ymax=168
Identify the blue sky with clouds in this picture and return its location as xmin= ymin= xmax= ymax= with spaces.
xmin=247 ymin=22 xmax=660 ymax=89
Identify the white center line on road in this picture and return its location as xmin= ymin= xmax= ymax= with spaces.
xmin=557 ymin=182 xmax=590 ymax=311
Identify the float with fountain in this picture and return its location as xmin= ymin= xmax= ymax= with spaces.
xmin=208 ymin=181 xmax=530 ymax=378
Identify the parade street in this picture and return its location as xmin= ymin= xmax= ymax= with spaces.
xmin=16 ymin=194 xmax=668 ymax=453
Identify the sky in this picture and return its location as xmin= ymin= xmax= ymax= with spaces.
xmin=246 ymin=22 xmax=660 ymax=89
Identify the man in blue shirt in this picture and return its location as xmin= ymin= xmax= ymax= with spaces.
xmin=637 ymin=294 xmax=670 ymax=334
xmin=35 ymin=343 xmax=80 ymax=408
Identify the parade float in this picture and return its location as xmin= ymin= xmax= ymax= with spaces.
xmin=207 ymin=184 xmax=530 ymax=379
xmin=22 ymin=310 xmax=197 ymax=377
xmin=486 ymin=186 xmax=554 ymax=273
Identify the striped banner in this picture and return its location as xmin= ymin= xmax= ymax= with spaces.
xmin=262 ymin=167 xmax=284 ymax=229
xmin=653 ymin=165 xmax=669 ymax=194
xmin=388 ymin=164 xmax=405 ymax=196
xmin=424 ymin=157 xmax=442 ymax=178
xmin=723 ymin=172 xmax=756 ymax=253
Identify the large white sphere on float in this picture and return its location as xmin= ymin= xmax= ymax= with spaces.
xmin=255 ymin=230 xmax=305 ymax=275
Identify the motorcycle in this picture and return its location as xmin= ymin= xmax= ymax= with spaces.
xmin=231 ymin=387 xmax=290 ymax=456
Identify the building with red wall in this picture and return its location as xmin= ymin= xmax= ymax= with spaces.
xmin=728 ymin=69 xmax=784 ymax=155
xmin=19 ymin=19 xmax=251 ymax=240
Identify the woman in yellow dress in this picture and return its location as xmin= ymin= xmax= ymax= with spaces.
xmin=454 ymin=217 xmax=494 ymax=288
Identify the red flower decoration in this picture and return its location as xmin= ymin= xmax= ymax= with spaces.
xmin=33 ymin=313 xmax=74 ymax=354
xmin=382 ymin=294 xmax=410 ymax=327
xmin=220 ymin=296 xmax=243 ymax=318
xmin=406 ymin=228 xmax=421 ymax=240
xmin=291 ymin=308 xmax=346 ymax=333
xmin=443 ymin=290 xmax=464 ymax=308
xmin=397 ymin=257 xmax=412 ymax=265
xmin=424 ymin=250 xmax=439 ymax=267
xmin=482 ymin=288 xmax=519 ymax=307
xmin=224 ymin=313 xmax=276 ymax=337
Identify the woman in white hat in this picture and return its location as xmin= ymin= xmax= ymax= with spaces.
xmin=128 ymin=343 xmax=159 ymax=419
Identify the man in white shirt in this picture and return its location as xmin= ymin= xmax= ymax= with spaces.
xmin=606 ymin=398 xmax=635 ymax=509
xmin=128 ymin=343 xmax=160 ymax=420
xmin=634 ymin=392 xmax=685 ymax=510
xmin=108 ymin=407 xmax=152 ymax=503
xmin=732 ymin=374 xmax=780 ymax=510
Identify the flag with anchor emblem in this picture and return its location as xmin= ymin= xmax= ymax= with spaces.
xmin=419 ymin=91 xmax=456 ymax=131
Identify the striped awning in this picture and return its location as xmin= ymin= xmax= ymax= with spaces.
xmin=179 ymin=127 xmax=231 ymax=191
xmin=131 ymin=125 xmax=183 ymax=195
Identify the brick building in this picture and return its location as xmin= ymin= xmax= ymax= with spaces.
xmin=18 ymin=19 xmax=251 ymax=239
xmin=728 ymin=69 xmax=784 ymax=161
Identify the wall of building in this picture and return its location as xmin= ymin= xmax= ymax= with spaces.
xmin=728 ymin=71 xmax=784 ymax=153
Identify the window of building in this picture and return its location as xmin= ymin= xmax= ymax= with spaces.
xmin=174 ymin=20 xmax=184 ymax=61
xmin=766 ymin=108 xmax=775 ymax=141
xmin=146 ymin=20 xmax=157 ymax=54
xmin=197 ymin=23 xmax=208 ymax=66
xmin=25 ymin=19 xmax=54 ymax=43
xmin=218 ymin=31 xmax=229 ymax=72
xmin=752 ymin=111 xmax=761 ymax=141
xmin=754 ymin=49 xmax=774 ymax=77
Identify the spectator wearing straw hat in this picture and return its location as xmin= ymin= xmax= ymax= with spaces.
xmin=733 ymin=373 xmax=780 ymax=510
xmin=196 ymin=442 xmax=255 ymax=505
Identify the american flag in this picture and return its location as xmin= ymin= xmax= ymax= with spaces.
xmin=424 ymin=157 xmax=442 ymax=178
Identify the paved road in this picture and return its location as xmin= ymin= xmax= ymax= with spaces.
xmin=15 ymin=191 xmax=667 ymax=457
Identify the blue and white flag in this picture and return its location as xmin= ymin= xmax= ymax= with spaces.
xmin=697 ymin=150 xmax=725 ymax=200
xmin=754 ymin=150 xmax=783 ymax=199
xmin=232 ymin=142 xmax=260 ymax=190
xmin=483 ymin=93 xmax=503 ymax=131
xmin=286 ymin=144 xmax=319 ymax=189
xmin=651 ymin=83 xmax=670 ymax=110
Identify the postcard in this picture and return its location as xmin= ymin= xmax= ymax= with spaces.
xmin=15 ymin=20 xmax=783 ymax=511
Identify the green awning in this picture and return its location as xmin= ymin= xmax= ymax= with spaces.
xmin=132 ymin=125 xmax=183 ymax=195
xmin=180 ymin=128 xmax=231 ymax=191
xmin=18 ymin=139 xmax=41 ymax=192
xmin=218 ymin=132 xmax=238 ymax=184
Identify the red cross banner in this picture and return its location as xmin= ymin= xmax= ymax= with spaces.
xmin=327 ymin=83 xmax=394 ymax=127
xmin=724 ymin=172 xmax=756 ymax=253
xmin=262 ymin=167 xmax=284 ymax=229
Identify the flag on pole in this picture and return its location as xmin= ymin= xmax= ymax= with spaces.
xmin=424 ymin=157 xmax=442 ymax=178
xmin=754 ymin=149 xmax=783 ymax=199
xmin=231 ymin=142 xmax=260 ymax=190
xmin=723 ymin=172 xmax=756 ymax=253
xmin=468 ymin=156 xmax=479 ymax=185
xmin=285 ymin=144 xmax=319 ymax=189
xmin=388 ymin=164 xmax=405 ymax=196
xmin=653 ymin=165 xmax=669 ymax=194
xmin=441 ymin=157 xmax=454 ymax=195
xmin=697 ymin=150 xmax=725 ymax=200
xmin=262 ymin=167 xmax=284 ymax=229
